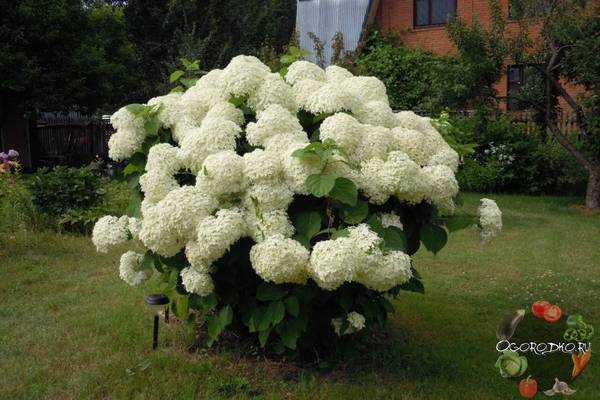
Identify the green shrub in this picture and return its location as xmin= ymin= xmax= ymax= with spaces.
xmin=28 ymin=166 xmax=103 ymax=217
xmin=0 ymin=173 xmax=41 ymax=233
xmin=455 ymin=112 xmax=587 ymax=195
xmin=25 ymin=166 xmax=133 ymax=233
xmin=58 ymin=180 xmax=133 ymax=233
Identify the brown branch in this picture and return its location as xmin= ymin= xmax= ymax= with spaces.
xmin=547 ymin=119 xmax=592 ymax=171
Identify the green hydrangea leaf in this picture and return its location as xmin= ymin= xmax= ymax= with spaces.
xmin=420 ymin=224 xmax=448 ymax=255
xmin=306 ymin=173 xmax=336 ymax=197
xmin=329 ymin=177 xmax=358 ymax=206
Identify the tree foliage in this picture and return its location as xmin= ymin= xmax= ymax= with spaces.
xmin=0 ymin=0 xmax=139 ymax=119
xmin=124 ymin=0 xmax=296 ymax=99
xmin=510 ymin=0 xmax=600 ymax=208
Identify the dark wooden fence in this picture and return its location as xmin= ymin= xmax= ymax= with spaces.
xmin=30 ymin=115 xmax=114 ymax=168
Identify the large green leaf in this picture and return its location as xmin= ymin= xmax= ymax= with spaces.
xmin=420 ymin=224 xmax=448 ymax=255
xmin=444 ymin=214 xmax=476 ymax=232
xmin=206 ymin=305 xmax=233 ymax=346
xmin=291 ymin=148 xmax=320 ymax=164
xmin=294 ymin=211 xmax=322 ymax=247
xmin=284 ymin=296 xmax=300 ymax=317
xmin=219 ymin=305 xmax=233 ymax=327
xmin=330 ymin=228 xmax=350 ymax=239
xmin=399 ymin=275 xmax=425 ymax=294
xmin=258 ymin=328 xmax=271 ymax=347
xmin=341 ymin=200 xmax=369 ymax=224
xmin=279 ymin=324 xmax=299 ymax=349
xmin=169 ymin=70 xmax=184 ymax=83
xmin=382 ymin=227 xmax=407 ymax=252
xmin=265 ymin=301 xmax=285 ymax=327
xmin=125 ymin=103 xmax=146 ymax=115
xmin=126 ymin=190 xmax=142 ymax=217
xmin=144 ymin=116 xmax=159 ymax=136
xmin=123 ymin=162 xmax=143 ymax=176
xmin=141 ymin=252 xmax=155 ymax=270
xmin=329 ymin=177 xmax=358 ymax=206
xmin=306 ymin=173 xmax=336 ymax=197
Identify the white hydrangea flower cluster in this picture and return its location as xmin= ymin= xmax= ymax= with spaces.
xmin=478 ymin=198 xmax=503 ymax=240
xmin=119 ymin=251 xmax=150 ymax=286
xmin=331 ymin=311 xmax=367 ymax=336
xmin=96 ymin=56 xmax=462 ymax=296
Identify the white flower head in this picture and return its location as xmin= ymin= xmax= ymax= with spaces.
xmin=303 ymin=83 xmax=358 ymax=115
xmin=145 ymin=143 xmax=182 ymax=174
xmin=110 ymin=106 xmax=145 ymax=132
xmin=108 ymin=129 xmax=145 ymax=161
xmin=380 ymin=212 xmax=403 ymax=229
xmin=356 ymin=250 xmax=412 ymax=291
xmin=147 ymin=93 xmax=182 ymax=128
xmin=245 ymin=209 xmax=294 ymax=242
xmin=285 ymin=60 xmax=326 ymax=85
xmin=478 ymin=198 xmax=502 ymax=240
xmin=250 ymin=234 xmax=309 ymax=284
xmin=248 ymin=72 xmax=297 ymax=114
xmin=245 ymin=104 xmax=303 ymax=148
xmin=196 ymin=150 xmax=245 ymax=196
xmin=221 ymin=55 xmax=270 ymax=97
xmin=422 ymin=165 xmax=459 ymax=206
xmin=325 ymin=65 xmax=353 ymax=83
xmin=308 ymin=237 xmax=358 ymax=290
xmin=292 ymin=79 xmax=324 ymax=108
xmin=205 ymin=101 xmax=245 ymax=126
xmin=181 ymin=267 xmax=214 ymax=296
xmin=139 ymin=171 xmax=180 ymax=204
xmin=319 ymin=113 xmax=362 ymax=152
xmin=119 ymin=251 xmax=150 ymax=286
xmin=92 ymin=215 xmax=130 ymax=252
xmin=193 ymin=208 xmax=247 ymax=264
xmin=347 ymin=311 xmax=366 ymax=331
xmin=341 ymin=76 xmax=388 ymax=104
xmin=139 ymin=186 xmax=217 ymax=256
xmin=179 ymin=118 xmax=241 ymax=174
xmin=242 ymin=149 xmax=283 ymax=184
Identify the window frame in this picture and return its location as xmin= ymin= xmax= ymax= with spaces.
xmin=506 ymin=65 xmax=525 ymax=111
xmin=413 ymin=0 xmax=457 ymax=28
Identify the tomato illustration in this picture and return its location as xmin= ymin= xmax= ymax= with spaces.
xmin=531 ymin=301 xmax=551 ymax=318
xmin=519 ymin=376 xmax=538 ymax=398
xmin=543 ymin=305 xmax=562 ymax=323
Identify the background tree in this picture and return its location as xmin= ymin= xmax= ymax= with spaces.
xmin=511 ymin=0 xmax=600 ymax=208
xmin=124 ymin=0 xmax=296 ymax=98
xmin=0 ymin=0 xmax=139 ymax=126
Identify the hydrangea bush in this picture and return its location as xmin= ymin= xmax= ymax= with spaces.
xmin=92 ymin=55 xmax=498 ymax=353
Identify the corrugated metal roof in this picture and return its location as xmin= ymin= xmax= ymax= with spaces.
xmin=296 ymin=0 xmax=372 ymax=66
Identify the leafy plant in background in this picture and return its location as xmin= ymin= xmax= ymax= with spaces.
xmin=0 ymin=166 xmax=40 ymax=234
xmin=25 ymin=165 xmax=130 ymax=233
xmin=454 ymin=111 xmax=587 ymax=195
xmin=91 ymin=55 xmax=490 ymax=357
xmin=169 ymin=58 xmax=204 ymax=93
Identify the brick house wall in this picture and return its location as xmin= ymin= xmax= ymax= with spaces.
xmin=374 ymin=0 xmax=583 ymax=111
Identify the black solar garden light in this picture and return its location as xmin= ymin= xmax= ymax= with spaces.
xmin=145 ymin=294 xmax=169 ymax=350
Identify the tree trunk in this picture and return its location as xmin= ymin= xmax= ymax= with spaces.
xmin=586 ymin=167 xmax=600 ymax=210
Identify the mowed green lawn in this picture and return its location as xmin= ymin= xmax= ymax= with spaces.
xmin=1 ymin=193 xmax=599 ymax=399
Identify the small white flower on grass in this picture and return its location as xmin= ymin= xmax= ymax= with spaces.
xmin=478 ymin=198 xmax=503 ymax=241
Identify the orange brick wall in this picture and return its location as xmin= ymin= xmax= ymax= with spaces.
xmin=374 ymin=0 xmax=582 ymax=110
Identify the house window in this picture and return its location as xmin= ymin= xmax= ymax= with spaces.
xmin=507 ymin=65 xmax=525 ymax=110
xmin=414 ymin=0 xmax=457 ymax=27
